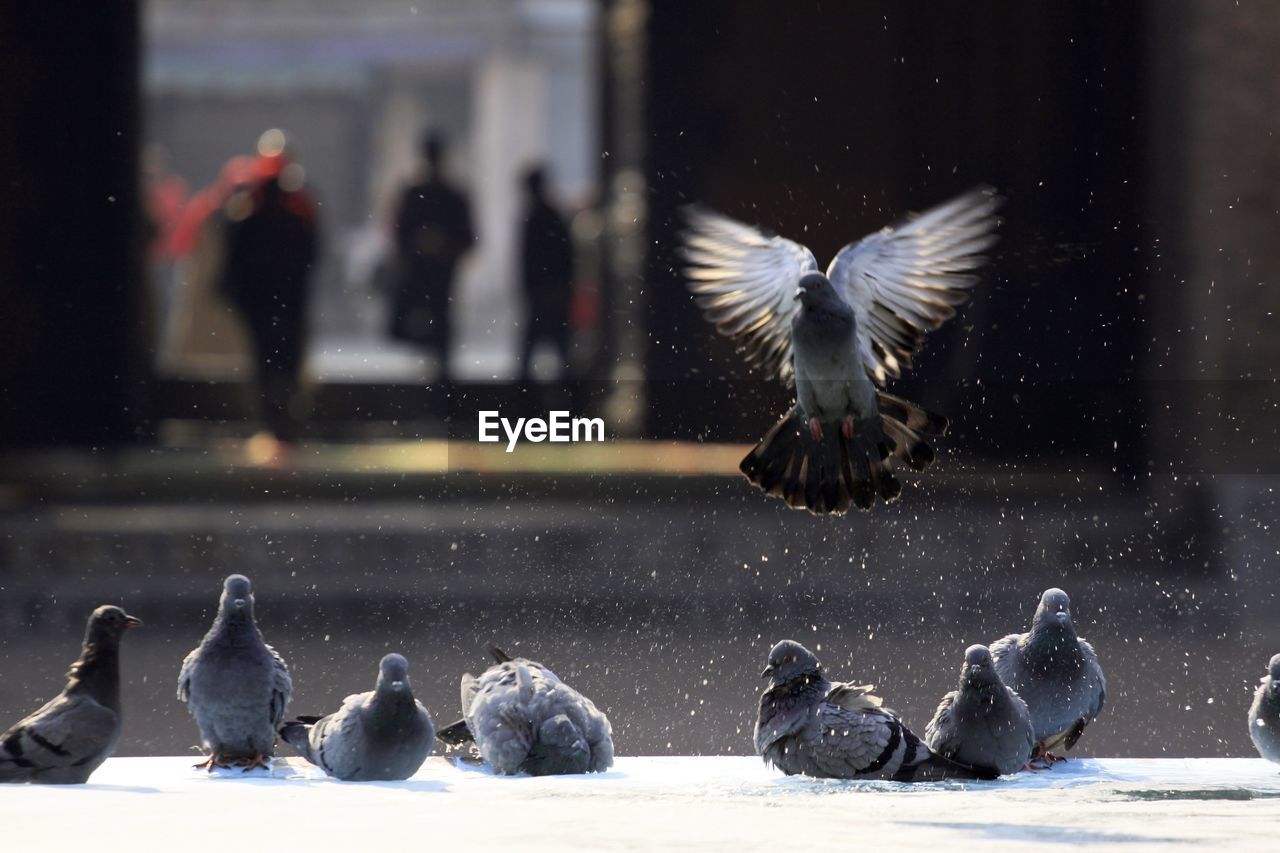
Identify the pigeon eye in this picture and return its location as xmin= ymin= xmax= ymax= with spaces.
xmin=783 ymin=655 xmax=795 ymax=664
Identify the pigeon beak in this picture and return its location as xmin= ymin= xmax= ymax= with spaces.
xmin=234 ymin=599 xmax=246 ymax=609
xmin=761 ymin=664 xmax=776 ymax=679
xmin=1055 ymin=611 xmax=1069 ymax=623
xmin=793 ymin=288 xmax=804 ymax=301
xmin=390 ymin=680 xmax=406 ymax=692
xmin=124 ymin=615 xmax=142 ymax=628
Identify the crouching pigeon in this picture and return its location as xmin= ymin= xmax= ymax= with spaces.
xmin=925 ymin=644 xmax=1035 ymax=776
xmin=680 ymin=188 xmax=1001 ymax=514
xmin=0 ymin=605 xmax=141 ymax=784
xmin=755 ymin=640 xmax=998 ymax=781
xmin=1248 ymin=653 xmax=1280 ymax=765
xmin=990 ymin=588 xmax=1106 ymax=762
xmin=436 ymin=645 xmax=613 ymax=776
xmin=280 ymin=653 xmax=435 ymax=781
xmin=178 ymin=574 xmax=292 ymax=771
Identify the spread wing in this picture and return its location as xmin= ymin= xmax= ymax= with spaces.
xmin=680 ymin=206 xmax=818 ymax=383
xmin=827 ymin=187 xmax=1001 ymax=385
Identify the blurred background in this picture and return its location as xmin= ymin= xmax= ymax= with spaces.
xmin=1 ymin=1 xmax=1278 ymax=760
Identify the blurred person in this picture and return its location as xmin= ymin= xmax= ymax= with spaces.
xmin=140 ymin=145 xmax=190 ymax=360
xmin=390 ymin=130 xmax=475 ymax=379
xmin=221 ymin=130 xmax=320 ymax=449
xmin=517 ymin=165 xmax=575 ymax=382
xmin=160 ymin=155 xmax=257 ymax=374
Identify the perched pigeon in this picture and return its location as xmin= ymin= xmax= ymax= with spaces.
xmin=925 ymin=644 xmax=1036 ymax=776
xmin=1248 ymin=653 xmax=1280 ymax=765
xmin=989 ymin=588 xmax=1106 ymax=761
xmin=0 ymin=605 xmax=141 ymax=784
xmin=755 ymin=640 xmax=997 ymax=781
xmin=178 ymin=574 xmax=292 ymax=771
xmin=436 ymin=645 xmax=613 ymax=776
xmin=681 ymin=189 xmax=1001 ymax=513
xmin=280 ymin=653 xmax=435 ymax=781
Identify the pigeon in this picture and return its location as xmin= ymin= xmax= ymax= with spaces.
xmin=989 ymin=588 xmax=1106 ymax=762
xmin=680 ymin=188 xmax=1001 ymax=514
xmin=436 ymin=645 xmax=613 ymax=776
xmin=178 ymin=574 xmax=292 ymax=771
xmin=279 ymin=653 xmax=435 ymax=781
xmin=755 ymin=639 xmax=998 ymax=781
xmin=1248 ymin=653 xmax=1280 ymax=765
xmin=925 ymin=644 xmax=1036 ymax=776
xmin=0 ymin=605 xmax=141 ymax=784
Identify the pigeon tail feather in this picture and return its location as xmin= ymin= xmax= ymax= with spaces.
xmin=739 ymin=406 xmax=901 ymax=515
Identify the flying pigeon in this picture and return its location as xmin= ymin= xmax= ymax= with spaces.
xmin=925 ymin=644 xmax=1036 ymax=776
xmin=178 ymin=574 xmax=292 ymax=771
xmin=681 ymin=188 xmax=1001 ymax=513
xmin=1248 ymin=653 xmax=1280 ymax=765
xmin=436 ymin=645 xmax=613 ymax=776
xmin=755 ymin=639 xmax=998 ymax=781
xmin=989 ymin=588 xmax=1106 ymax=762
xmin=279 ymin=653 xmax=435 ymax=781
xmin=0 ymin=605 xmax=141 ymax=784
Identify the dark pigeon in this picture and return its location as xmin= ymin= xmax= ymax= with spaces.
xmin=178 ymin=574 xmax=292 ymax=771
xmin=990 ymin=588 xmax=1106 ymax=762
xmin=925 ymin=644 xmax=1036 ymax=776
xmin=681 ymin=189 xmax=1001 ymax=513
xmin=280 ymin=653 xmax=435 ymax=781
xmin=0 ymin=605 xmax=141 ymax=784
xmin=438 ymin=645 xmax=612 ymax=776
xmin=755 ymin=639 xmax=998 ymax=782
xmin=1248 ymin=653 xmax=1280 ymax=765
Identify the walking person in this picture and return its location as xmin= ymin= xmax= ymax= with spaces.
xmin=517 ymin=166 xmax=575 ymax=382
xmin=390 ymin=130 xmax=475 ymax=379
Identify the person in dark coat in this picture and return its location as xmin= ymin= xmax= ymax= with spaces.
xmin=518 ymin=166 xmax=575 ymax=382
xmin=222 ymin=160 xmax=319 ymax=444
xmin=391 ymin=131 xmax=476 ymax=379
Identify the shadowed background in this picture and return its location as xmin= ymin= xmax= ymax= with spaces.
xmin=3 ymin=1 xmax=1280 ymax=759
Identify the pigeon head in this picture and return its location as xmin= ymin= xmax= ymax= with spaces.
xmin=1269 ymin=653 xmax=1280 ymax=682
xmin=85 ymin=605 xmax=142 ymax=646
xmin=526 ymin=714 xmax=591 ymax=775
xmin=795 ymin=272 xmax=839 ymax=307
xmin=377 ymin=653 xmax=411 ymax=694
xmin=1032 ymin=588 xmax=1074 ymax=634
xmin=219 ymin=574 xmax=255 ymax=620
xmin=761 ymin=639 xmax=822 ymax=683
xmin=961 ymin=644 xmax=999 ymax=688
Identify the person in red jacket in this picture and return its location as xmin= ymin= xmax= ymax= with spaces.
xmin=221 ymin=131 xmax=320 ymax=445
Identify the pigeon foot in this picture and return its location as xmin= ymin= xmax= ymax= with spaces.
xmin=840 ymin=415 xmax=856 ymax=440
xmin=238 ymin=753 xmax=272 ymax=772
xmin=808 ymin=417 xmax=823 ymax=441
xmin=193 ymin=753 xmax=230 ymax=772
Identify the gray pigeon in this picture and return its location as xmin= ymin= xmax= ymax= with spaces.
xmin=178 ymin=574 xmax=292 ymax=771
xmin=989 ymin=588 xmax=1106 ymax=761
xmin=925 ymin=644 xmax=1036 ymax=776
xmin=279 ymin=653 xmax=435 ymax=781
xmin=0 ymin=605 xmax=141 ymax=784
xmin=681 ymin=188 xmax=1001 ymax=513
xmin=755 ymin=639 xmax=998 ymax=781
xmin=1248 ymin=653 xmax=1280 ymax=765
xmin=436 ymin=645 xmax=613 ymax=776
